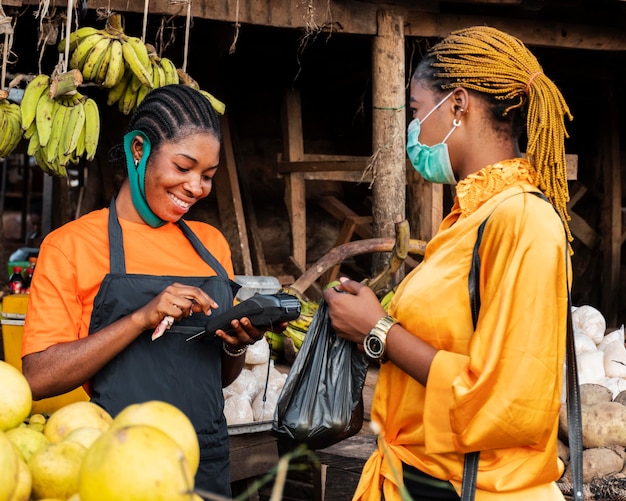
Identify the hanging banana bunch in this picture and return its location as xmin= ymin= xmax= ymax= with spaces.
xmin=0 ymin=90 xmax=22 ymax=159
xmin=108 ymin=43 xmax=180 ymax=115
xmin=58 ymin=14 xmax=153 ymax=91
xmin=20 ymin=73 xmax=100 ymax=176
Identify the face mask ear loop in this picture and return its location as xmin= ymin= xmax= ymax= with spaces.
xmin=420 ymin=90 xmax=455 ymax=124
xmin=442 ymin=118 xmax=462 ymax=144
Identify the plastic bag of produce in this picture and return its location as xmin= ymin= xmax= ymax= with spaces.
xmin=272 ymin=300 xmax=369 ymax=450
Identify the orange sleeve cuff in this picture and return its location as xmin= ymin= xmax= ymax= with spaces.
xmin=423 ymin=349 xmax=469 ymax=454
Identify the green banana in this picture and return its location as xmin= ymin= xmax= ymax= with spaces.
xmin=83 ymin=98 xmax=100 ymax=162
xmin=160 ymin=57 xmax=179 ymax=85
xmin=35 ymin=90 xmax=55 ymax=147
xmin=119 ymin=74 xmax=142 ymax=115
xmin=44 ymin=102 xmax=68 ymax=164
xmin=63 ymin=99 xmax=86 ymax=156
xmin=20 ymin=74 xmax=50 ymax=130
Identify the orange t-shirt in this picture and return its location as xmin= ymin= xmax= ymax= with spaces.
xmin=23 ymin=207 xmax=234 ymax=356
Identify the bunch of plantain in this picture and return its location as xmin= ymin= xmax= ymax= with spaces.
xmin=20 ymin=74 xmax=100 ymax=176
xmin=108 ymin=43 xmax=180 ymax=115
xmin=58 ymin=14 xmax=153 ymax=92
xmin=0 ymin=91 xmax=23 ymax=158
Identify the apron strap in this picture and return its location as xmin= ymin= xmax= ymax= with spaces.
xmin=107 ymin=194 xmax=229 ymax=278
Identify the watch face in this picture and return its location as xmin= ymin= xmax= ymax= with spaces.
xmin=365 ymin=334 xmax=384 ymax=359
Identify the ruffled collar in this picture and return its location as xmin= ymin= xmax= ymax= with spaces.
xmin=454 ymin=158 xmax=537 ymax=217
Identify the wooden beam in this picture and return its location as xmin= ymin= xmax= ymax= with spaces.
xmin=404 ymin=12 xmax=626 ymax=51
xmin=15 ymin=0 xmax=626 ymax=51
xmin=600 ymin=80 xmax=622 ymax=327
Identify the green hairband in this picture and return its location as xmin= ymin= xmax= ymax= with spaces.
xmin=123 ymin=131 xmax=166 ymax=228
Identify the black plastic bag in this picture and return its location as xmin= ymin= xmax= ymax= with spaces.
xmin=272 ymin=299 xmax=370 ymax=450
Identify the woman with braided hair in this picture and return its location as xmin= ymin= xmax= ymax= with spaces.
xmin=22 ymin=84 xmax=281 ymax=496
xmin=324 ymin=26 xmax=572 ymax=500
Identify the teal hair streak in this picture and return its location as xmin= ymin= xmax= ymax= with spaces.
xmin=123 ymin=131 xmax=166 ymax=228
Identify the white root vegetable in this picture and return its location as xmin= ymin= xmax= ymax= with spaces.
xmin=603 ymin=340 xmax=626 ymax=378
xmin=576 ymin=351 xmax=606 ymax=385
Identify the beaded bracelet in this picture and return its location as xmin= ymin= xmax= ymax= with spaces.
xmin=222 ymin=341 xmax=247 ymax=357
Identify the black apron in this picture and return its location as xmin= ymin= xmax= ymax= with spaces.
xmin=89 ymin=197 xmax=239 ymax=496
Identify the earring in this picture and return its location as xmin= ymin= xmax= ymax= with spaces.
xmin=134 ymin=158 xmax=139 ymax=167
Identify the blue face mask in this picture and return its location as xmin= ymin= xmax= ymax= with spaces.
xmin=406 ymin=91 xmax=460 ymax=185
xmin=123 ymin=131 xmax=166 ymax=228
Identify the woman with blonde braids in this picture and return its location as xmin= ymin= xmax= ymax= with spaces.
xmin=323 ymin=26 xmax=572 ymax=500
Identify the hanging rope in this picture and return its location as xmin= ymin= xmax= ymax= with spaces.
xmin=229 ymin=0 xmax=240 ymax=55
xmin=141 ymin=0 xmax=149 ymax=43
xmin=182 ymin=0 xmax=191 ymax=72
xmin=63 ymin=0 xmax=74 ymax=73
xmin=0 ymin=1 xmax=14 ymax=90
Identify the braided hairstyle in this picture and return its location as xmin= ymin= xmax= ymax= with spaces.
xmin=413 ymin=26 xmax=573 ymax=242
xmin=127 ymin=84 xmax=222 ymax=147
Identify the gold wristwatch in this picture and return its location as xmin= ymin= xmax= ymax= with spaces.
xmin=363 ymin=315 xmax=398 ymax=360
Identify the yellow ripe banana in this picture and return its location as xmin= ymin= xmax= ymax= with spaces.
xmin=94 ymin=40 xmax=114 ymax=85
xmin=103 ymin=39 xmax=125 ymax=88
xmin=82 ymin=37 xmax=111 ymax=81
xmin=119 ymin=74 xmax=142 ymax=115
xmin=199 ymin=89 xmax=226 ymax=115
xmin=71 ymin=33 xmax=105 ymax=71
xmin=83 ymin=98 xmax=101 ymax=162
xmin=63 ymin=99 xmax=86 ymax=156
xmin=35 ymin=90 xmax=55 ymax=147
xmin=20 ymin=74 xmax=50 ymax=130
xmin=107 ymin=69 xmax=133 ymax=106
xmin=44 ymin=102 xmax=69 ymax=164
xmin=160 ymin=57 xmax=179 ymax=85
xmin=121 ymin=36 xmax=153 ymax=88
xmin=58 ymin=26 xmax=100 ymax=53
xmin=0 ymin=102 xmax=22 ymax=157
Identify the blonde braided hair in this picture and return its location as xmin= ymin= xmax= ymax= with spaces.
xmin=420 ymin=26 xmax=574 ymax=243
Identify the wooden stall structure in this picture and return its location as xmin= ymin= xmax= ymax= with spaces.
xmin=2 ymin=2 xmax=626 ymax=494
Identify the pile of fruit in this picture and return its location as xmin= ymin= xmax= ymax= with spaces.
xmin=264 ymin=295 xmax=319 ymax=363
xmin=0 ymin=360 xmax=203 ymax=500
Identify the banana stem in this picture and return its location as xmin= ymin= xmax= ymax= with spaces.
xmin=49 ymin=69 xmax=83 ymax=98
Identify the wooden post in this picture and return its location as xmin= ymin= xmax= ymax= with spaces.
xmin=600 ymin=81 xmax=621 ymax=327
xmin=371 ymin=9 xmax=406 ymax=273
xmin=281 ymin=89 xmax=307 ymax=271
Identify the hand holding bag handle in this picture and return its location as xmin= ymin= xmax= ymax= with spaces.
xmin=463 ymin=191 xmax=583 ymax=501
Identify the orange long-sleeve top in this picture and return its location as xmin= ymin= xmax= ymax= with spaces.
xmin=354 ymin=159 xmax=568 ymax=501
xmin=22 ymin=207 xmax=234 ymax=357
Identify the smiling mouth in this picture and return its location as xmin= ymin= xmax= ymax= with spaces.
xmin=169 ymin=193 xmax=191 ymax=209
